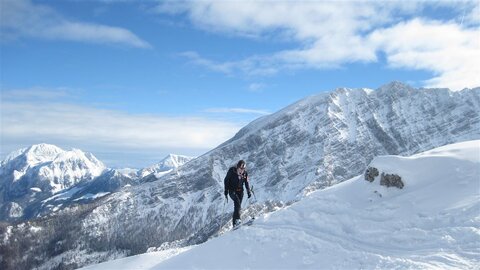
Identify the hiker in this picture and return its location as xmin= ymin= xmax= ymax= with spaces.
xmin=224 ymin=160 xmax=251 ymax=227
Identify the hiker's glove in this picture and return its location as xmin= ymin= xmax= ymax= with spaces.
xmin=248 ymin=192 xmax=252 ymax=198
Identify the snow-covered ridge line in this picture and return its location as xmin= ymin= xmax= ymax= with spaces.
xmin=1 ymin=143 xmax=106 ymax=183
xmin=84 ymin=140 xmax=480 ymax=269
xmin=0 ymin=143 xmax=194 ymax=221
xmin=1 ymin=143 xmax=63 ymax=167
xmin=138 ymin=154 xmax=195 ymax=178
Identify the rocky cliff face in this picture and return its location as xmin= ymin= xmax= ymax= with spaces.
xmin=2 ymin=82 xmax=479 ymax=269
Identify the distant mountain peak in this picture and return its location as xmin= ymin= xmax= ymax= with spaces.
xmin=1 ymin=144 xmax=105 ymax=173
xmin=378 ymin=81 xmax=415 ymax=92
xmin=0 ymin=143 xmax=107 ymax=218
xmin=138 ymin=154 xmax=195 ymax=178
xmin=162 ymin=154 xmax=194 ymax=167
xmin=26 ymin=143 xmax=63 ymax=156
xmin=2 ymin=143 xmax=63 ymax=167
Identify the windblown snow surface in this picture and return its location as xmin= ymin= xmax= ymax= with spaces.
xmin=83 ymin=140 xmax=480 ymax=269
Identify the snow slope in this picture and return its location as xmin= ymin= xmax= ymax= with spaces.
xmin=83 ymin=140 xmax=480 ymax=269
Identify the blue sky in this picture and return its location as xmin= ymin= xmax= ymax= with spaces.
xmin=1 ymin=0 xmax=479 ymax=168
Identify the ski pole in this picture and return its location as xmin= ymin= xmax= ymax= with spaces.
xmin=223 ymin=194 xmax=227 ymax=213
xmin=248 ymin=185 xmax=257 ymax=219
xmin=251 ymin=185 xmax=257 ymax=202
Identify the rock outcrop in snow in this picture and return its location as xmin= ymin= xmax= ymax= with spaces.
xmin=380 ymin=173 xmax=404 ymax=189
xmin=364 ymin=167 xmax=379 ymax=182
xmin=365 ymin=167 xmax=404 ymax=189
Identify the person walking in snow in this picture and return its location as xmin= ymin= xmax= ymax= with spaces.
xmin=224 ymin=160 xmax=251 ymax=227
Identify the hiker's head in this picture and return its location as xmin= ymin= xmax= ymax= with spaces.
xmin=236 ymin=160 xmax=246 ymax=171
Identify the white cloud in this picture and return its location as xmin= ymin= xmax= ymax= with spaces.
xmin=0 ymin=100 xmax=241 ymax=154
xmin=0 ymin=0 xmax=151 ymax=48
xmin=0 ymin=88 xmax=252 ymax=168
xmin=368 ymin=19 xmax=480 ymax=90
xmin=1 ymin=87 xmax=72 ymax=100
xmin=172 ymin=1 xmax=382 ymax=69
xmin=204 ymin=107 xmax=270 ymax=115
xmin=159 ymin=1 xmax=480 ymax=90
xmin=463 ymin=3 xmax=480 ymax=25
xmin=180 ymin=51 xmax=278 ymax=76
xmin=180 ymin=51 xmax=234 ymax=74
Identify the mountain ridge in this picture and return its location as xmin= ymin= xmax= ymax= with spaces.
xmin=0 ymin=144 xmax=193 ymax=221
xmin=1 ymin=81 xmax=479 ymax=269
xmin=138 ymin=154 xmax=195 ymax=178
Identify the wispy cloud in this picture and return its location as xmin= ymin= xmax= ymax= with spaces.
xmin=159 ymin=1 xmax=480 ymax=90
xmin=0 ymin=0 xmax=151 ymax=48
xmin=368 ymin=18 xmax=480 ymax=90
xmin=180 ymin=51 xmax=234 ymax=74
xmin=0 ymin=93 xmax=242 ymax=163
xmin=204 ymin=107 xmax=270 ymax=115
xmin=248 ymin=83 xmax=266 ymax=92
xmin=1 ymin=87 xmax=75 ymax=100
xmin=180 ymin=51 xmax=278 ymax=76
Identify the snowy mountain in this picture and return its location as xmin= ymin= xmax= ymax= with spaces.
xmin=84 ymin=140 xmax=480 ymax=269
xmin=138 ymin=154 xmax=195 ymax=178
xmin=0 ymin=147 xmax=193 ymax=221
xmin=1 ymin=82 xmax=479 ymax=270
xmin=0 ymin=143 xmax=105 ymax=192
xmin=0 ymin=144 xmax=106 ymax=220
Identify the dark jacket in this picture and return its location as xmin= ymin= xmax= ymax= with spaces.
xmin=224 ymin=167 xmax=250 ymax=195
